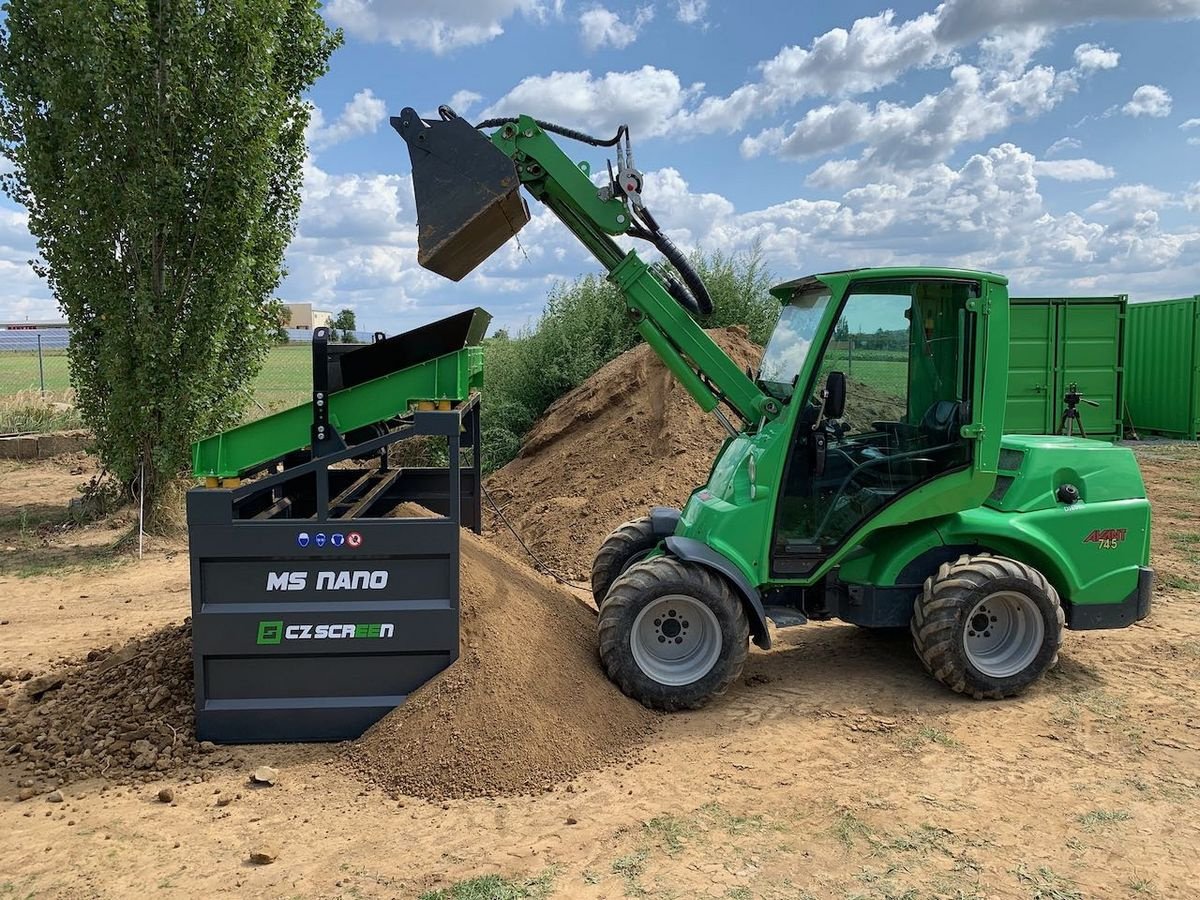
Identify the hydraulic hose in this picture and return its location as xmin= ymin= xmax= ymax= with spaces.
xmin=648 ymin=228 xmax=713 ymax=316
xmin=473 ymin=116 xmax=629 ymax=148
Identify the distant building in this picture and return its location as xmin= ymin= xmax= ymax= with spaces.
xmin=284 ymin=302 xmax=333 ymax=330
xmin=1 ymin=320 xmax=68 ymax=330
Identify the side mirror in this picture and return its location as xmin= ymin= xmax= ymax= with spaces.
xmin=825 ymin=371 xmax=846 ymax=420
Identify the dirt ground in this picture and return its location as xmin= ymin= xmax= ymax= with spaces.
xmin=2 ymin=446 xmax=1199 ymax=900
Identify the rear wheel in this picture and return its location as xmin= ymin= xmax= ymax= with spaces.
xmin=598 ymin=556 xmax=749 ymax=711
xmin=912 ymin=554 xmax=1064 ymax=699
xmin=592 ymin=517 xmax=660 ymax=605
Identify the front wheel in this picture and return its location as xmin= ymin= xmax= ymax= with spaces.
xmin=591 ymin=517 xmax=661 ymax=605
xmin=912 ymin=554 xmax=1064 ymax=699
xmin=598 ymin=556 xmax=749 ymax=711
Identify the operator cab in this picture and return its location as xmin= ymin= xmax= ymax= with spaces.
xmin=757 ymin=273 xmax=980 ymax=574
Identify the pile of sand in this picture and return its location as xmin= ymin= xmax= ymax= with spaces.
xmin=0 ymin=623 xmax=234 ymax=789
xmin=2 ymin=530 xmax=654 ymax=799
xmin=346 ymin=530 xmax=656 ymax=799
xmin=484 ymin=327 xmax=763 ymax=583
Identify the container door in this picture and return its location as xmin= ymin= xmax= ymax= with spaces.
xmin=1125 ymin=298 xmax=1199 ymax=439
xmin=1057 ymin=301 xmax=1123 ymax=439
xmin=1006 ymin=302 xmax=1055 ymax=434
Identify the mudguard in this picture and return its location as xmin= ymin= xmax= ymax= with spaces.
xmin=649 ymin=506 xmax=682 ymax=536
xmin=664 ymin=536 xmax=771 ymax=650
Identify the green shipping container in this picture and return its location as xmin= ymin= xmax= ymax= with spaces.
xmin=1125 ymin=295 xmax=1200 ymax=440
xmin=1005 ymin=295 xmax=1127 ymax=440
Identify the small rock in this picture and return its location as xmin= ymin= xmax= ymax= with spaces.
xmin=17 ymin=787 xmax=35 ymax=801
xmin=95 ymin=643 xmax=139 ymax=674
xmin=215 ymin=793 xmax=234 ymax=807
xmin=198 ymin=741 xmax=217 ymax=754
xmin=157 ymin=787 xmax=174 ymax=803
xmin=23 ymin=673 xmax=66 ymax=701
xmin=565 ymin=816 xmax=578 ymax=825
xmin=46 ymin=790 xmax=63 ymax=803
xmin=0 ymin=696 xmax=9 ymax=712
xmin=249 ymin=766 xmax=278 ymax=786
xmin=248 ymin=846 xmax=278 ymax=865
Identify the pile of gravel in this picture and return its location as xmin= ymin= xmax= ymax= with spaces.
xmin=1 ymin=622 xmax=236 ymax=790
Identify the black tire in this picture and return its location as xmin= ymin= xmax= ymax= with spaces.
xmin=598 ymin=556 xmax=749 ymax=711
xmin=911 ymin=553 xmax=1065 ymax=699
xmin=591 ymin=517 xmax=660 ymax=605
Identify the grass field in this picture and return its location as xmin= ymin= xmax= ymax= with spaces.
xmin=0 ymin=346 xmax=314 ymax=420
xmin=820 ymin=348 xmax=909 ymax=399
xmin=1 ymin=343 xmax=910 ymax=428
xmin=0 ymin=348 xmax=71 ymax=396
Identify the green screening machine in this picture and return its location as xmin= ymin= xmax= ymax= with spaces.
xmin=186 ymin=310 xmax=489 ymax=743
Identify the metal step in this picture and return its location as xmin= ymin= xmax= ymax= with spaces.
xmin=763 ymin=605 xmax=808 ymax=628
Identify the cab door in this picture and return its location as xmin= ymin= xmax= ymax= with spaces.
xmin=771 ymin=277 xmax=979 ymax=576
xmin=1005 ymin=302 xmax=1056 ymax=434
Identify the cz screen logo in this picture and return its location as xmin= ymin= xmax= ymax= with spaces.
xmin=256 ymin=620 xmax=395 ymax=644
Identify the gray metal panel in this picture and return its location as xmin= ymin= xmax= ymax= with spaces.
xmin=189 ymin=491 xmax=462 ymax=743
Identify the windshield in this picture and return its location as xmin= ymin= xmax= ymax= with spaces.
xmin=757 ymin=287 xmax=833 ymax=401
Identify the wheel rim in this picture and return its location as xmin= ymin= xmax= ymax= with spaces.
xmin=630 ymin=594 xmax=722 ymax=687
xmin=962 ymin=590 xmax=1045 ymax=678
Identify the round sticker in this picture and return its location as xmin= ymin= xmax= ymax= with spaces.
xmin=347 ymin=532 xmax=363 ymax=548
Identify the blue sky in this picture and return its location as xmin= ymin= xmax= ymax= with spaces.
xmin=2 ymin=0 xmax=1200 ymax=333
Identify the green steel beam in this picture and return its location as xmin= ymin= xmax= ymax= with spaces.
xmin=192 ymin=347 xmax=482 ymax=479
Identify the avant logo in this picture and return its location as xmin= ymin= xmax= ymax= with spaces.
xmin=265 ymin=570 xmax=388 ymax=591
xmin=1084 ymin=528 xmax=1127 ymax=549
xmin=256 ymin=620 xmax=395 ymax=644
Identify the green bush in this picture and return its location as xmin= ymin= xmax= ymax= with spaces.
xmin=480 ymin=246 xmax=779 ymax=473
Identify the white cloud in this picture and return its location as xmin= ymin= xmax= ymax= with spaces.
xmin=307 ymin=89 xmax=387 ymax=150
xmin=1072 ymin=42 xmax=1121 ymax=71
xmin=579 ymin=5 xmax=654 ymax=51
xmin=480 ymin=66 xmax=702 ymax=138
xmin=665 ymin=2 xmax=1196 ymax=135
xmin=675 ymin=0 xmax=707 ymax=25
xmin=448 ymin=90 xmax=484 ymax=117
xmin=0 ymin=205 xmax=57 ymax=322
xmin=671 ymin=9 xmax=949 ymax=134
xmin=1185 ymin=182 xmax=1200 ymax=212
xmin=1182 ymin=119 xmax=1200 ymax=146
xmin=1086 ymin=183 xmax=1172 ymax=219
xmin=979 ymin=26 xmax=1050 ymax=74
xmin=741 ymin=63 xmax=1080 ymax=184
xmin=640 ymin=146 xmax=1200 ymax=304
xmin=932 ymin=0 xmax=1200 ymax=44
xmin=1032 ymin=158 xmax=1115 ymax=180
xmin=1045 ymin=136 xmax=1082 ymax=156
xmin=1122 ymin=84 xmax=1173 ymax=117
xmin=268 ymin=137 xmax=1200 ymax=332
xmin=324 ymin=0 xmax=558 ymax=54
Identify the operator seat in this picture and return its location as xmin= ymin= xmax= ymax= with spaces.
xmin=916 ymin=400 xmax=969 ymax=476
xmin=920 ymin=399 xmax=967 ymax=445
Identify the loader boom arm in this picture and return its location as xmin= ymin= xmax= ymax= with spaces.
xmin=396 ymin=108 xmax=779 ymax=426
xmin=488 ymin=116 xmax=779 ymax=425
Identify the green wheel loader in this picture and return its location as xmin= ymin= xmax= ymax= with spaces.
xmin=396 ymin=105 xmax=1153 ymax=710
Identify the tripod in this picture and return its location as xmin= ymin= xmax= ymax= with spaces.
xmin=1060 ymin=382 xmax=1099 ymax=437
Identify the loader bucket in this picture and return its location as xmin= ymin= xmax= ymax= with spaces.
xmin=393 ymin=108 xmax=530 ymax=281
